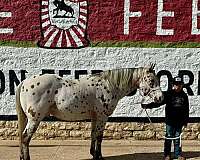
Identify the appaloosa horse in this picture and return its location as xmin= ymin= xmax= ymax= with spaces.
xmin=16 ymin=65 xmax=163 ymax=160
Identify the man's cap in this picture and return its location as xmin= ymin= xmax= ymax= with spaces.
xmin=173 ymin=76 xmax=183 ymax=85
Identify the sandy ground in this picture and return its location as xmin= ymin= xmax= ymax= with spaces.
xmin=0 ymin=140 xmax=199 ymax=160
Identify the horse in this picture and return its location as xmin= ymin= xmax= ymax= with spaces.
xmin=53 ymin=0 xmax=74 ymax=17
xmin=16 ymin=65 xmax=164 ymax=160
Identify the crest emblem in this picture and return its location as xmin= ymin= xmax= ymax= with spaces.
xmin=38 ymin=0 xmax=88 ymax=48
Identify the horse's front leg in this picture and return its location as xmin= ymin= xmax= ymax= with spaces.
xmin=95 ymin=120 xmax=107 ymax=160
xmin=92 ymin=117 xmax=107 ymax=160
xmin=96 ymin=132 xmax=103 ymax=160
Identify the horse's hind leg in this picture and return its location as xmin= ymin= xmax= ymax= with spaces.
xmin=20 ymin=119 xmax=40 ymax=160
xmin=90 ymin=119 xmax=96 ymax=157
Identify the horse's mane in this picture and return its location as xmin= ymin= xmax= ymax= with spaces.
xmin=99 ymin=68 xmax=144 ymax=90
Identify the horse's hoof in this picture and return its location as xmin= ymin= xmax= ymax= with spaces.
xmin=92 ymin=156 xmax=104 ymax=160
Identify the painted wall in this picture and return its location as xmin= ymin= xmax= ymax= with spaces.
xmin=0 ymin=0 xmax=200 ymax=120
xmin=0 ymin=47 xmax=200 ymax=119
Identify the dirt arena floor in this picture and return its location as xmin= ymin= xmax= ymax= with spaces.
xmin=0 ymin=140 xmax=199 ymax=160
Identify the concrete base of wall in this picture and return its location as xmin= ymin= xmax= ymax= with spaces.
xmin=0 ymin=121 xmax=199 ymax=140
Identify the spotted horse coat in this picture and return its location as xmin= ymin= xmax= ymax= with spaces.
xmin=16 ymin=66 xmax=163 ymax=160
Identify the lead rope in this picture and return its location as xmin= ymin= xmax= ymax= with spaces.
xmin=144 ymin=108 xmax=183 ymax=147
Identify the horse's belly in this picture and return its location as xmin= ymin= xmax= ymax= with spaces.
xmin=50 ymin=107 xmax=91 ymax=121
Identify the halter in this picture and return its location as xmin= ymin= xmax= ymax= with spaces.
xmin=140 ymin=87 xmax=161 ymax=103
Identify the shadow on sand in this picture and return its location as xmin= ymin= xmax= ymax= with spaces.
xmin=83 ymin=152 xmax=200 ymax=160
xmin=105 ymin=152 xmax=200 ymax=160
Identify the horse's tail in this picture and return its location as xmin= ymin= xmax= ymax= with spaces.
xmin=16 ymin=82 xmax=27 ymax=144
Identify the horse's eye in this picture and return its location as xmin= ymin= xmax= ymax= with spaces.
xmin=149 ymin=80 xmax=154 ymax=87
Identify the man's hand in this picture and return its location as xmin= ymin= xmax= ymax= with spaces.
xmin=141 ymin=102 xmax=155 ymax=109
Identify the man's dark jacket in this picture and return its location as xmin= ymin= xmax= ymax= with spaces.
xmin=145 ymin=89 xmax=189 ymax=127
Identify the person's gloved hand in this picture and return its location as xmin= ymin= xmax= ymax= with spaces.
xmin=141 ymin=102 xmax=155 ymax=109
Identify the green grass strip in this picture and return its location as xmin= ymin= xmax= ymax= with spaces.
xmin=0 ymin=40 xmax=200 ymax=48
xmin=0 ymin=40 xmax=37 ymax=48
xmin=91 ymin=41 xmax=200 ymax=48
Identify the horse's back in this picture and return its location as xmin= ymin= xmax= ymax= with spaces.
xmin=22 ymin=74 xmax=61 ymax=93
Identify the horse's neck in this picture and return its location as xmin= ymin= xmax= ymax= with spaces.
xmin=107 ymin=68 xmax=142 ymax=98
xmin=120 ymin=68 xmax=142 ymax=97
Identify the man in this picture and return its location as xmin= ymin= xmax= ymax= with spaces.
xmin=142 ymin=76 xmax=189 ymax=160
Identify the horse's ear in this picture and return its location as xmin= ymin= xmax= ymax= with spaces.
xmin=150 ymin=63 xmax=155 ymax=71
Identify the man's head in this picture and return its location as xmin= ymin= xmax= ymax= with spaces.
xmin=173 ymin=76 xmax=184 ymax=92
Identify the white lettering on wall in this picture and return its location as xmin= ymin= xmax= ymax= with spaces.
xmin=156 ymin=0 xmax=174 ymax=35
xmin=192 ymin=0 xmax=200 ymax=35
xmin=124 ymin=0 xmax=141 ymax=35
xmin=0 ymin=12 xmax=13 ymax=34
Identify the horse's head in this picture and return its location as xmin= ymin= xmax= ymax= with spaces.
xmin=139 ymin=64 xmax=163 ymax=105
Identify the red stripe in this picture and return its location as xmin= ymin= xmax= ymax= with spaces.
xmin=41 ymin=11 xmax=49 ymax=16
xmin=66 ymin=30 xmax=77 ymax=48
xmin=50 ymin=29 xmax=62 ymax=48
xmin=79 ymin=12 xmax=87 ymax=17
xmin=41 ymin=19 xmax=51 ymax=31
xmin=78 ymin=18 xmax=86 ymax=26
xmin=61 ymin=31 xmax=68 ymax=47
xmin=79 ymin=12 xmax=87 ymax=18
xmin=39 ymin=27 xmax=56 ymax=47
xmin=42 ymin=24 xmax=51 ymax=32
xmin=79 ymin=6 xmax=87 ymax=10
xmin=72 ymin=26 xmax=88 ymax=46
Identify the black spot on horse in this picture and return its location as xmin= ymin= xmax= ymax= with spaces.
xmin=103 ymin=103 xmax=108 ymax=109
xmin=31 ymin=85 xmax=34 ymax=89
xmin=100 ymin=95 xmax=106 ymax=102
xmin=55 ymin=90 xmax=58 ymax=94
